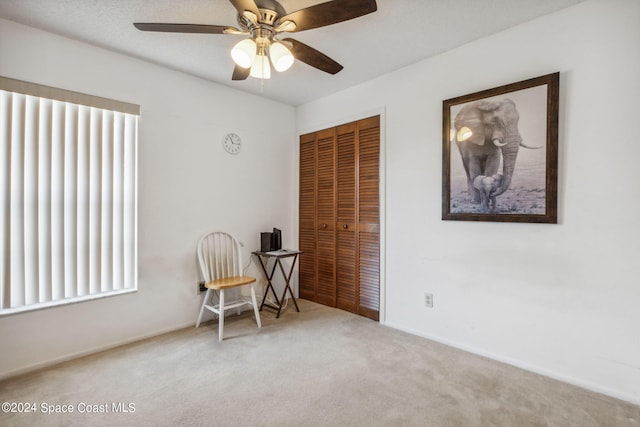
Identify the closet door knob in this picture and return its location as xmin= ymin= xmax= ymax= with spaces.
xmin=322 ymin=223 xmax=328 ymax=229
xmin=342 ymin=224 xmax=348 ymax=229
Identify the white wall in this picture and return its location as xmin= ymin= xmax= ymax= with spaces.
xmin=296 ymin=0 xmax=640 ymax=404
xmin=2 ymin=0 xmax=639 ymax=405
xmin=0 ymin=18 xmax=295 ymax=377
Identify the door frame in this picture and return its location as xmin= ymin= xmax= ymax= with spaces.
xmin=294 ymin=107 xmax=387 ymax=324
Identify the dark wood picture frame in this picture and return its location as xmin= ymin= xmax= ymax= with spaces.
xmin=442 ymin=72 xmax=559 ymax=223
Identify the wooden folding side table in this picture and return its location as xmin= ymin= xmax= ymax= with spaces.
xmin=252 ymin=250 xmax=302 ymax=318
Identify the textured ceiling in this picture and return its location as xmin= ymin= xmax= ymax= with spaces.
xmin=0 ymin=0 xmax=586 ymax=106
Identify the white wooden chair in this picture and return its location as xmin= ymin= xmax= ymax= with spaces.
xmin=195 ymin=231 xmax=261 ymax=341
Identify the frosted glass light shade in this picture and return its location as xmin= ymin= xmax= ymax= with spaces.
xmin=250 ymin=54 xmax=271 ymax=79
xmin=269 ymin=42 xmax=294 ymax=72
xmin=231 ymin=39 xmax=256 ymax=68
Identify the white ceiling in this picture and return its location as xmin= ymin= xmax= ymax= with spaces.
xmin=0 ymin=0 xmax=586 ymax=106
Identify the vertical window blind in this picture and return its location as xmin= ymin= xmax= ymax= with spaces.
xmin=0 ymin=77 xmax=139 ymax=315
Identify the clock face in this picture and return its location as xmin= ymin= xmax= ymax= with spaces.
xmin=222 ymin=133 xmax=241 ymax=154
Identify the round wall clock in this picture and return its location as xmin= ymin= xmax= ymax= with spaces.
xmin=222 ymin=132 xmax=242 ymax=154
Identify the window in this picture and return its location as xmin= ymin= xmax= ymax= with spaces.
xmin=0 ymin=76 xmax=139 ymax=315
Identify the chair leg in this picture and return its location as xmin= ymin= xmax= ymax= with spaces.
xmin=196 ymin=289 xmax=211 ymax=328
xmin=218 ymin=289 xmax=225 ymax=341
xmin=250 ymin=284 xmax=262 ymax=328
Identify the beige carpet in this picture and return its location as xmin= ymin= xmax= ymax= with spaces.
xmin=1 ymin=299 xmax=639 ymax=427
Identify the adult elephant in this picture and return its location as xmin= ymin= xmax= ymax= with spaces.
xmin=453 ymin=98 xmax=537 ymax=206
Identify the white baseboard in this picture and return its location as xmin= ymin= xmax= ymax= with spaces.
xmin=0 ymin=320 xmax=196 ymax=381
xmin=384 ymin=321 xmax=640 ymax=406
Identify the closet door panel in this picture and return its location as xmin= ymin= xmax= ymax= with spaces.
xmin=336 ymin=124 xmax=357 ymax=312
xmin=315 ymin=129 xmax=336 ymax=306
xmin=357 ymin=116 xmax=380 ymax=320
xmin=299 ymin=134 xmax=317 ymax=299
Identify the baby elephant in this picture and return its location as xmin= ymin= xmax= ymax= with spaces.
xmin=473 ymin=174 xmax=503 ymax=212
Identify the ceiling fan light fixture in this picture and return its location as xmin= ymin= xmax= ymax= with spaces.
xmin=250 ymin=54 xmax=271 ymax=79
xmin=269 ymin=41 xmax=294 ymax=72
xmin=231 ymin=38 xmax=256 ymax=68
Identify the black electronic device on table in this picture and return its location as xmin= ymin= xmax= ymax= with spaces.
xmin=260 ymin=228 xmax=282 ymax=252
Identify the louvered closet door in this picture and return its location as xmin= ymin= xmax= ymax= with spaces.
xmin=299 ymin=133 xmax=316 ymax=300
xmin=298 ymin=116 xmax=379 ymax=320
xmin=357 ymin=116 xmax=380 ymax=320
xmin=336 ymin=123 xmax=357 ymax=313
xmin=315 ymin=128 xmax=337 ymax=306
xmin=335 ymin=117 xmax=380 ymax=320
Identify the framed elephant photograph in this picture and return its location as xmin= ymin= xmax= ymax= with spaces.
xmin=442 ymin=72 xmax=559 ymax=223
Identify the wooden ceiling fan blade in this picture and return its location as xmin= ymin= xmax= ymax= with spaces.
xmin=232 ymin=65 xmax=250 ymax=81
xmin=133 ymin=23 xmax=231 ymax=34
xmin=279 ymin=0 xmax=377 ymax=32
xmin=283 ymin=38 xmax=343 ymax=75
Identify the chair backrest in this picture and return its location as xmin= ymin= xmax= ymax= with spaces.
xmin=197 ymin=231 xmax=244 ymax=282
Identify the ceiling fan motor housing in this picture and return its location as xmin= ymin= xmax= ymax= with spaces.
xmin=237 ymin=7 xmax=282 ymax=43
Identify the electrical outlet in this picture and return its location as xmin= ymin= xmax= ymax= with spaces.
xmin=198 ymin=282 xmax=206 ymax=293
xmin=424 ymin=292 xmax=433 ymax=308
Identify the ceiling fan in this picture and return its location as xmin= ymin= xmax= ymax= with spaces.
xmin=134 ymin=0 xmax=378 ymax=81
